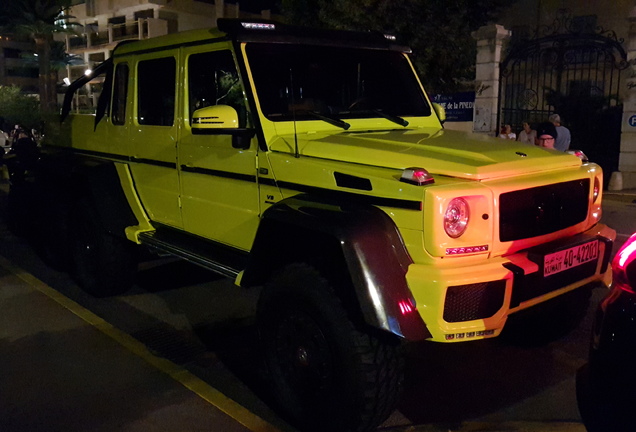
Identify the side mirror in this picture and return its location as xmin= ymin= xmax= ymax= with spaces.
xmin=191 ymin=104 xmax=255 ymax=150
xmin=192 ymin=105 xmax=238 ymax=129
xmin=432 ymin=103 xmax=446 ymax=124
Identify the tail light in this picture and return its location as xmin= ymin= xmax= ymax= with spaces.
xmin=613 ymin=234 xmax=636 ymax=294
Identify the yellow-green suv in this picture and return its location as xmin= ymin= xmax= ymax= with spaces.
xmin=21 ymin=19 xmax=614 ymax=432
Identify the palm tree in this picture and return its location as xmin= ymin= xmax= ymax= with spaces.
xmin=0 ymin=0 xmax=77 ymax=113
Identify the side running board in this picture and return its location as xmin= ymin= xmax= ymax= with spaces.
xmin=138 ymin=229 xmax=248 ymax=279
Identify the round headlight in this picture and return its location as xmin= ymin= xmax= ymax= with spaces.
xmin=444 ymin=198 xmax=469 ymax=238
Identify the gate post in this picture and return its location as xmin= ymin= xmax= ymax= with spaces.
xmin=616 ymin=7 xmax=636 ymax=190
xmin=471 ymin=24 xmax=511 ymax=135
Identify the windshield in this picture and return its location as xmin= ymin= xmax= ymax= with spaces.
xmin=245 ymin=43 xmax=431 ymax=123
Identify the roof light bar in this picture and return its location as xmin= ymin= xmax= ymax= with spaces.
xmin=241 ymin=22 xmax=276 ymax=30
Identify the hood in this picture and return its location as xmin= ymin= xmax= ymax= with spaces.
xmin=269 ymin=128 xmax=580 ymax=181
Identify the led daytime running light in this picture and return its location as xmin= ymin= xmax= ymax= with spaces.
xmin=446 ymin=245 xmax=488 ymax=255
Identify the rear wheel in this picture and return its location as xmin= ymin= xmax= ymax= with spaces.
xmin=6 ymin=182 xmax=36 ymax=237
xmin=71 ymin=201 xmax=137 ymax=297
xmin=257 ymin=263 xmax=404 ymax=432
xmin=30 ymin=185 xmax=73 ymax=271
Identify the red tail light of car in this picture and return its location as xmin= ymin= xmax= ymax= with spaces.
xmin=613 ymin=234 xmax=636 ymax=294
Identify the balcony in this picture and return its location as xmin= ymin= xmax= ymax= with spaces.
xmin=66 ymin=19 xmax=166 ymax=52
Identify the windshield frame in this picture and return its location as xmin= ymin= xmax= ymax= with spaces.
xmin=244 ymin=42 xmax=432 ymax=126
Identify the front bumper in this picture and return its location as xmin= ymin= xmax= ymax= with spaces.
xmin=407 ymin=223 xmax=615 ymax=342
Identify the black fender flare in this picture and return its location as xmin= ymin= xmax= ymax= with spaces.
xmin=76 ymin=161 xmax=138 ymax=237
xmin=38 ymin=153 xmax=137 ymax=238
xmin=242 ymin=194 xmax=431 ymax=341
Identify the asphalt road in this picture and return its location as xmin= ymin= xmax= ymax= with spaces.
xmin=1 ymin=182 xmax=635 ymax=432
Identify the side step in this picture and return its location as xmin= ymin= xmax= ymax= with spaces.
xmin=138 ymin=228 xmax=248 ymax=279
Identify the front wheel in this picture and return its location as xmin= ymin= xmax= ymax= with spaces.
xmin=257 ymin=263 xmax=404 ymax=432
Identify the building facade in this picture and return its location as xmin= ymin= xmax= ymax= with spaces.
xmin=473 ymin=0 xmax=636 ymax=189
xmin=0 ymin=36 xmax=38 ymax=93
xmin=60 ymin=0 xmax=277 ymax=110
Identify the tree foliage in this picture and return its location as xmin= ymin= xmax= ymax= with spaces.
xmin=279 ymin=0 xmax=517 ymax=94
xmin=0 ymin=0 xmax=78 ymax=113
xmin=0 ymin=86 xmax=42 ymax=131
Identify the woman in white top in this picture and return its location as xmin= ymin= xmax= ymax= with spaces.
xmin=499 ymin=124 xmax=516 ymax=140
xmin=517 ymin=121 xmax=536 ymax=145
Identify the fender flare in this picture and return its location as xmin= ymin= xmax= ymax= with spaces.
xmin=242 ymin=194 xmax=431 ymax=341
xmin=79 ymin=162 xmax=138 ymax=237
xmin=38 ymin=153 xmax=138 ymax=238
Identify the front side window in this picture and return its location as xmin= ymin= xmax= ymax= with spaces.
xmin=246 ymin=43 xmax=431 ymax=122
xmin=111 ymin=62 xmax=128 ymax=125
xmin=137 ymin=57 xmax=176 ymax=126
xmin=188 ymin=50 xmax=247 ymax=127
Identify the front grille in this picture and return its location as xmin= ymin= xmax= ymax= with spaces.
xmin=443 ymin=281 xmax=506 ymax=323
xmin=499 ymin=179 xmax=589 ymax=242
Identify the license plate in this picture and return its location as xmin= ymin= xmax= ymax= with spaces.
xmin=543 ymin=240 xmax=599 ymax=277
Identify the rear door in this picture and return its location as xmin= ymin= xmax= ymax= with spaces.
xmin=128 ymin=50 xmax=183 ymax=228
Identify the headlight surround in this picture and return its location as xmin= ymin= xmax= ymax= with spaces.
xmin=444 ymin=197 xmax=469 ymax=238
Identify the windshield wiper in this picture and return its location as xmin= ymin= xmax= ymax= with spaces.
xmin=308 ymin=110 xmax=350 ymax=130
xmin=372 ymin=109 xmax=409 ymax=127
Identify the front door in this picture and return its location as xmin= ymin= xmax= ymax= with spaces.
xmin=177 ymin=45 xmax=260 ymax=250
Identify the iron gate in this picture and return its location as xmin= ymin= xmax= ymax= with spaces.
xmin=498 ymin=10 xmax=628 ymax=177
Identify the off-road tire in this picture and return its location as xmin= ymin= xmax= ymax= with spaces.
xmin=70 ymin=200 xmax=137 ymax=297
xmin=257 ymin=263 xmax=404 ymax=432
xmin=29 ymin=185 xmax=73 ymax=271
xmin=6 ymin=182 xmax=35 ymax=237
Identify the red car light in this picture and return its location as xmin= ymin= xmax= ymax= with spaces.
xmin=612 ymin=234 xmax=636 ymax=294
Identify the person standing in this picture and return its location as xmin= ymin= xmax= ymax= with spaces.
xmin=548 ymin=113 xmax=571 ymax=151
xmin=499 ymin=124 xmax=516 ymax=140
xmin=517 ymin=121 xmax=536 ymax=145
xmin=535 ymin=122 xmax=558 ymax=149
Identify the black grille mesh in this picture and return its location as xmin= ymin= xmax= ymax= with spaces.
xmin=499 ymin=179 xmax=589 ymax=242
xmin=443 ymin=281 xmax=506 ymax=323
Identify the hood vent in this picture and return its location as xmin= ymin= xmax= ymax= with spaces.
xmin=334 ymin=172 xmax=372 ymax=191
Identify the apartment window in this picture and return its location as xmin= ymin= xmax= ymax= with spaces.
xmin=3 ymin=48 xmax=21 ymax=59
xmin=89 ymin=52 xmax=105 ymax=63
xmin=7 ymin=68 xmax=38 ymax=78
xmin=137 ymin=57 xmax=176 ymax=126
xmin=109 ymin=16 xmax=126 ymax=38
xmin=111 ymin=63 xmax=129 ymax=125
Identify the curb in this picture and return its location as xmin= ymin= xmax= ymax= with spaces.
xmin=380 ymin=421 xmax=586 ymax=431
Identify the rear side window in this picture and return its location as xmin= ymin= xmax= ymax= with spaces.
xmin=137 ymin=57 xmax=176 ymax=126
xmin=188 ymin=50 xmax=247 ymax=127
xmin=111 ymin=62 xmax=128 ymax=125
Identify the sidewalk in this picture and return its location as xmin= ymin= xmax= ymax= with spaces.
xmin=0 ymin=249 xmax=591 ymax=432
xmin=0 ymin=256 xmax=278 ymax=432
xmin=603 ymin=187 xmax=636 ymax=203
